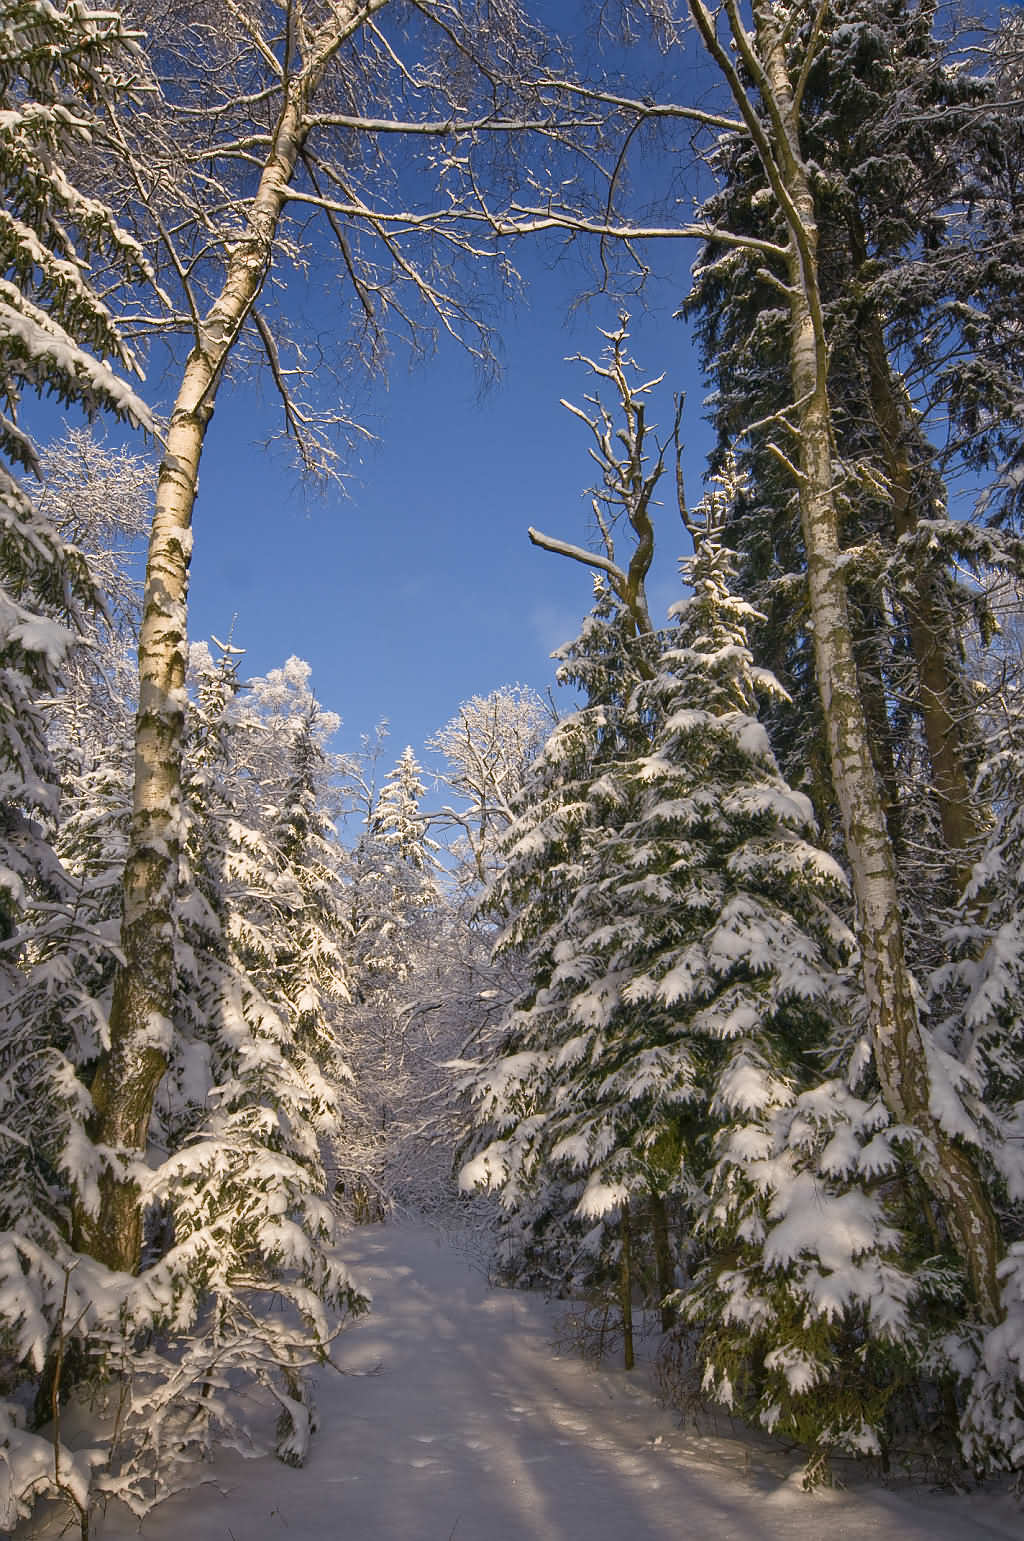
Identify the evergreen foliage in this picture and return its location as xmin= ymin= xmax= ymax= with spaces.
xmin=929 ymin=707 xmax=1024 ymax=1469
xmin=345 ymin=745 xmax=444 ymax=1214
xmin=7 ymin=0 xmax=1024 ymax=1513
xmin=0 ymin=629 xmax=367 ymax=1527
xmin=0 ymin=4 xmax=154 ymax=1523
xmin=460 ymin=446 xmax=978 ymax=1474
xmin=684 ymin=0 xmax=1024 ymax=898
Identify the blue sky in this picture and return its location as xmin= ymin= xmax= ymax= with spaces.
xmin=184 ymin=256 xmax=713 ymax=769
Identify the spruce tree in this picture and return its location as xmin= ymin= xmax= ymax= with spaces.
xmin=131 ymin=641 xmax=365 ymax=1501
xmin=346 ymin=745 xmax=443 ymax=1215
xmin=459 ymin=585 xmax=660 ymax=1301
xmin=0 ymin=7 xmax=151 ymax=1525
xmin=658 ymin=524 xmax=921 ymax=1473
xmin=463 ymin=460 xmax=944 ymax=1471
xmin=929 ymin=709 xmax=1024 ymax=1470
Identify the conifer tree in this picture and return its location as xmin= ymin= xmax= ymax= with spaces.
xmin=653 ymin=490 xmax=922 ymax=1473
xmin=463 ymin=462 xmax=943 ymax=1470
xmin=0 ymin=631 xmax=366 ymax=1527
xmin=928 ymin=710 xmax=1024 ymax=1470
xmin=457 ymin=322 xmax=677 ymax=1300
xmin=346 ymin=745 xmax=442 ymax=1214
xmin=651 ymin=0 xmax=1010 ymax=1352
xmin=135 ymin=641 xmax=365 ymax=1496
xmin=459 ymin=584 xmax=659 ymax=1297
xmin=248 ymin=662 xmax=354 ymax=1083
xmin=0 ymin=7 xmax=152 ymax=1524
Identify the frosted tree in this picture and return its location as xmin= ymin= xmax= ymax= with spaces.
xmin=457 ymin=581 xmax=664 ymax=1309
xmin=0 ymin=0 xmax=150 ymax=947
xmin=428 ymin=684 xmax=551 ymax=889
xmin=368 ymin=746 xmax=440 ymax=873
xmin=346 ymin=744 xmax=444 ymax=1215
xmin=468 ymin=0 xmax=1015 ymax=1357
xmin=245 ymin=660 xmax=353 ymax=1086
xmin=681 ymin=0 xmax=1024 ymax=943
xmin=354 ymin=745 xmax=439 ymax=992
xmin=0 ymin=628 xmax=366 ymax=1529
xmin=927 ymin=717 xmax=1024 ymax=1470
xmin=652 ymin=489 xmax=920 ymax=1475
xmin=455 ymin=323 xmax=676 ymax=1304
xmin=462 ymin=462 xmax=933 ymax=1468
xmin=120 ymin=640 xmax=366 ymax=1502
xmin=551 ymin=0 xmax=1011 ymax=1354
xmin=1 ymin=432 xmax=152 ymax=1288
xmin=0 ymin=7 xmax=152 ymax=1527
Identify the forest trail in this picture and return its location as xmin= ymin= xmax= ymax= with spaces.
xmin=91 ymin=1223 xmax=1019 ymax=1541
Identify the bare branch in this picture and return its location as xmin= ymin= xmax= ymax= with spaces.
xmin=540 ymin=77 xmax=746 ymax=134
xmin=528 ymin=525 xmax=630 ymax=588
xmin=307 ymin=112 xmax=598 ymax=133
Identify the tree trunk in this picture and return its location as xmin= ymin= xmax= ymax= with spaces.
xmin=649 ymin=1190 xmax=675 ymax=1332
xmin=620 ymin=1200 xmax=635 ymax=1371
xmin=686 ymin=0 xmax=1004 ymax=1325
xmin=858 ymin=300 xmax=982 ymax=872
xmin=74 ymin=1 xmax=375 ymax=1273
xmin=849 ymin=593 xmax=905 ymax=856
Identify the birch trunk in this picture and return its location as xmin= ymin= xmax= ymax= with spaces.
xmin=74 ymin=1 xmax=376 ymax=1274
xmin=686 ymin=0 xmax=1004 ymax=1324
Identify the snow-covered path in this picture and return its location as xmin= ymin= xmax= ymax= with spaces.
xmin=93 ymin=1224 xmax=1019 ymax=1541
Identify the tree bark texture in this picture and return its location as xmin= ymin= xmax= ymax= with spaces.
xmin=857 ymin=301 xmax=982 ymax=869
xmin=649 ymin=1190 xmax=675 ymax=1332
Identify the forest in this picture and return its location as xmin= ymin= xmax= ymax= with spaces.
xmin=4 ymin=0 xmax=1024 ymax=1531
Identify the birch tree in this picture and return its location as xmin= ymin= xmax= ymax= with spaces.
xmin=77 ymin=0 xmax=574 ymax=1274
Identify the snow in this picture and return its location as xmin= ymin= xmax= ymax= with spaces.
xmin=25 ymin=1222 xmax=1021 ymax=1541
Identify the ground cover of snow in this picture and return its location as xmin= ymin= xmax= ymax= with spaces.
xmin=25 ymin=1223 xmax=1024 ymax=1540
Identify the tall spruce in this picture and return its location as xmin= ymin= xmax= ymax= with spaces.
xmin=0 ymin=6 xmax=151 ymax=1526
